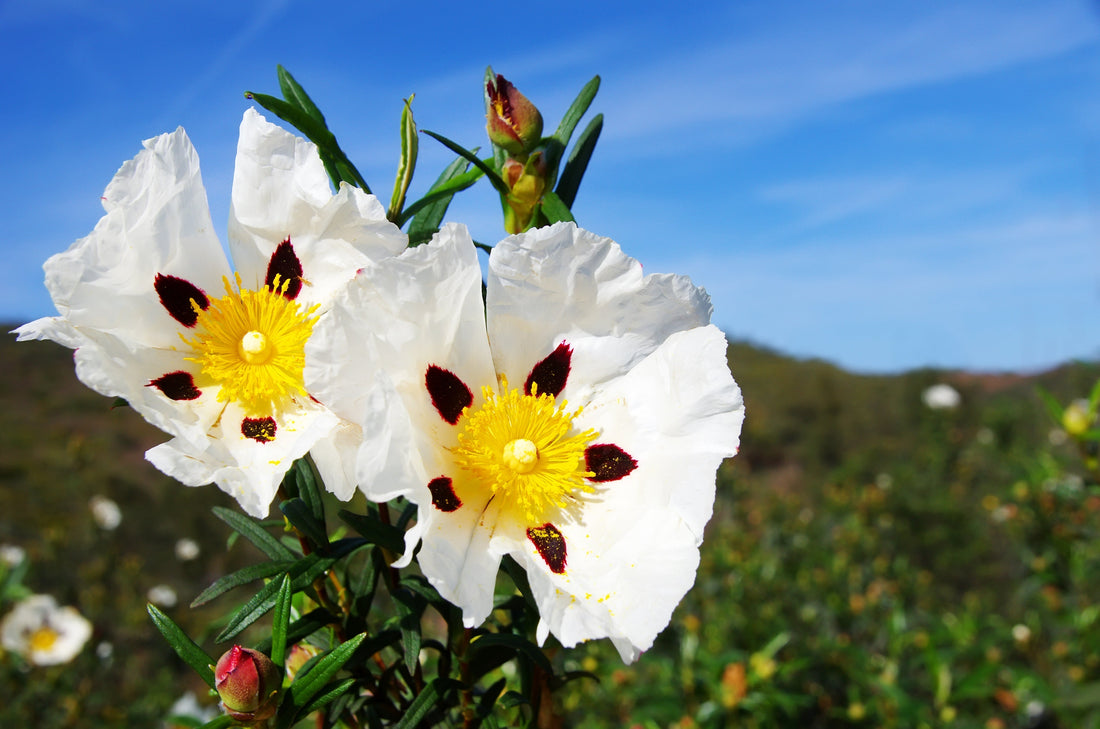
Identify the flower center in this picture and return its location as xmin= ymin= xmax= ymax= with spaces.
xmin=183 ymin=274 xmax=319 ymax=413
xmin=453 ymin=378 xmax=596 ymax=523
xmin=28 ymin=627 xmax=59 ymax=653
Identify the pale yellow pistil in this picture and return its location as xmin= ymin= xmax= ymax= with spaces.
xmin=238 ymin=330 xmax=271 ymax=365
xmin=453 ymin=378 xmax=596 ymax=523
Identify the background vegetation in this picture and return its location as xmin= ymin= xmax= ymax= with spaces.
xmin=2 ymin=331 xmax=1098 ymax=728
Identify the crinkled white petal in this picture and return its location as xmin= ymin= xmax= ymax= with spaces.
xmin=1 ymin=594 xmax=93 ymax=666
xmin=486 ymin=222 xmax=712 ymax=392
xmin=228 ymin=109 xmax=407 ymax=307
xmin=18 ymin=126 xmax=229 ymax=350
xmin=146 ymin=398 xmax=339 ymax=517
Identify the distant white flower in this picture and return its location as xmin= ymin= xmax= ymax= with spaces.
xmin=89 ymin=496 xmax=122 ymax=531
xmin=1048 ymin=428 xmax=1068 ymax=446
xmin=15 ymin=109 xmax=408 ymax=517
xmin=146 ymin=584 xmax=178 ymax=608
xmin=96 ymin=641 xmax=114 ymax=661
xmin=1012 ymin=624 xmax=1031 ymax=643
xmin=174 ymin=538 xmax=200 ymax=562
xmin=309 ymin=222 xmax=744 ymax=663
xmin=0 ymin=544 xmax=25 ymax=567
xmin=976 ymin=427 xmax=995 ymax=445
xmin=165 ymin=691 xmax=219 ymax=727
xmin=1 ymin=594 xmax=93 ymax=666
xmin=922 ymin=383 xmax=961 ymax=410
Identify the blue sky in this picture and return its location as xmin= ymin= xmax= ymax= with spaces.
xmin=2 ymin=0 xmax=1097 ymax=373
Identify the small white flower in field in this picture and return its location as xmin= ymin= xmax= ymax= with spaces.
xmin=922 ymin=383 xmax=960 ymax=410
xmin=0 ymin=544 xmax=25 ymax=567
xmin=1012 ymin=624 xmax=1031 ymax=643
xmin=15 ymin=109 xmax=407 ymax=517
xmin=146 ymin=584 xmax=178 ymax=608
xmin=0 ymin=594 xmax=93 ymax=666
xmin=309 ymin=222 xmax=744 ymax=663
xmin=165 ymin=691 xmax=218 ymax=727
xmin=1048 ymin=428 xmax=1068 ymax=446
xmin=96 ymin=641 xmax=113 ymax=661
xmin=976 ymin=427 xmax=995 ymax=445
xmin=89 ymin=496 xmax=122 ymax=531
xmin=174 ymin=538 xmax=200 ymax=562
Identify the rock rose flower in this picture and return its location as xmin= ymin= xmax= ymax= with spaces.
xmin=308 ymin=222 xmax=744 ymax=662
xmin=16 ymin=109 xmax=406 ymax=516
xmin=1 ymin=594 xmax=93 ymax=666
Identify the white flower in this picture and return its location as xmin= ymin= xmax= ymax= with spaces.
xmin=16 ymin=109 xmax=407 ymax=517
xmin=89 ymin=495 xmax=122 ymax=530
xmin=146 ymin=584 xmax=179 ymax=608
xmin=174 ymin=538 xmax=201 ymax=562
xmin=1 ymin=594 xmax=93 ymax=666
xmin=165 ymin=691 xmax=219 ymax=727
xmin=922 ymin=383 xmax=960 ymax=410
xmin=0 ymin=544 xmax=25 ymax=567
xmin=308 ymin=222 xmax=744 ymax=662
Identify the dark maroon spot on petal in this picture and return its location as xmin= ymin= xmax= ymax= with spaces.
xmin=425 ymin=365 xmax=473 ymax=425
xmin=242 ymin=416 xmax=277 ymax=443
xmin=154 ymin=274 xmax=209 ymax=327
xmin=265 ymin=237 xmax=304 ymax=300
xmin=524 ymin=342 xmax=572 ymax=397
xmin=427 ymin=476 xmax=462 ymax=512
xmin=585 ymin=444 xmax=638 ymax=482
xmin=148 ymin=371 xmax=201 ymax=401
xmin=527 ymin=523 xmax=567 ymax=574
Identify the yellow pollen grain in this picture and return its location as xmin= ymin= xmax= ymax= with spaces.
xmin=453 ymin=376 xmax=596 ymax=524
xmin=182 ymin=273 xmax=319 ymax=413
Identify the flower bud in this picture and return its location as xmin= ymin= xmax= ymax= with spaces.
xmin=1062 ymin=399 xmax=1092 ymax=437
xmin=501 ymin=151 xmax=549 ymax=233
xmin=486 ymin=74 xmax=543 ymax=155
xmin=214 ymin=645 xmax=281 ymax=723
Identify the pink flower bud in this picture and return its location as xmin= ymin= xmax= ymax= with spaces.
xmin=486 ymin=74 xmax=543 ymax=155
xmin=214 ymin=645 xmax=281 ymax=723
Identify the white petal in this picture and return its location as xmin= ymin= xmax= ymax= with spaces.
xmin=486 ymin=222 xmax=712 ymax=390
xmin=228 ymin=109 xmax=406 ymax=306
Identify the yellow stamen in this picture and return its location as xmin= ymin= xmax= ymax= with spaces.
xmin=182 ymin=274 xmax=319 ymax=413
xmin=453 ymin=377 xmax=595 ymax=523
xmin=28 ymin=627 xmax=59 ymax=653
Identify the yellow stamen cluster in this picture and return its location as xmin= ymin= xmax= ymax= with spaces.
xmin=453 ymin=378 xmax=596 ymax=523
xmin=183 ymin=274 xmax=319 ymax=413
xmin=28 ymin=627 xmax=59 ymax=653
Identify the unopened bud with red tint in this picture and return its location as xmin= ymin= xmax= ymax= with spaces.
xmin=502 ymin=150 xmax=549 ymax=233
xmin=214 ymin=645 xmax=281 ymax=723
xmin=486 ymin=74 xmax=543 ymax=155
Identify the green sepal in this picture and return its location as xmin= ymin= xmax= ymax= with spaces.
xmin=275 ymin=632 xmax=367 ymax=729
xmin=337 ymin=509 xmax=406 ymax=553
xmin=270 ymin=574 xmax=293 ymax=668
xmin=388 ymin=96 xmax=418 ymax=224
xmin=539 ymin=190 xmax=575 ymax=225
xmin=276 ymin=65 xmax=327 ymax=127
xmin=401 ymin=162 xmax=484 ymax=231
xmin=213 ymin=506 xmax=296 ymax=561
xmin=191 ymin=560 xmax=298 ymax=607
xmin=392 ymin=677 xmax=463 ymax=729
xmin=280 ymin=498 xmax=328 ymax=550
xmin=554 ymin=113 xmax=603 ymax=209
xmin=422 ymin=130 xmax=510 ymax=197
xmin=146 ymin=603 xmax=216 ymax=689
xmin=468 ymin=631 xmax=554 ymax=675
xmin=217 ymin=539 xmax=367 ymax=642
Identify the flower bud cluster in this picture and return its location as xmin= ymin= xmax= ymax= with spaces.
xmin=486 ymin=74 xmax=549 ymax=233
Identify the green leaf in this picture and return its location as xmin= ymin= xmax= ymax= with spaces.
xmin=1036 ymin=386 xmax=1065 ymax=424
xmin=388 ymin=96 xmax=418 ymax=224
xmin=297 ymin=677 xmax=356 ymax=718
xmin=255 ymin=608 xmax=334 ymax=655
xmin=476 ymin=677 xmax=507 ymax=719
xmin=213 ymin=506 xmax=296 ymax=561
xmin=270 ymin=574 xmax=293 ymax=668
xmin=191 ymin=560 xmax=298 ymax=607
xmin=392 ymin=678 xmax=462 ymax=729
xmin=540 ymin=191 xmax=575 ymax=225
xmin=392 ymin=587 xmax=426 ymax=671
xmin=196 ymin=716 xmax=239 ymax=729
xmin=422 ymin=130 xmax=510 ymax=197
xmin=401 ymin=163 xmax=484 ymax=230
xmin=469 ymin=632 xmax=553 ymax=675
xmin=280 ymin=498 xmax=328 ymax=550
xmin=147 ymin=604 xmax=216 ymax=689
xmin=554 ymin=113 xmax=602 ymax=209
xmin=293 ymin=457 xmax=325 ymax=523
xmin=552 ymin=75 xmax=600 ymax=152
xmin=276 ymin=65 xmax=326 ymax=127
xmin=337 ymin=509 xmax=405 ymax=553
xmin=276 ymin=633 xmax=367 ymax=729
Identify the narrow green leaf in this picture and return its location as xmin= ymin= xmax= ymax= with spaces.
xmin=191 ymin=560 xmax=298 ymax=607
xmin=297 ymin=677 xmax=356 ymax=718
xmin=540 ymin=191 xmax=575 ymax=225
xmin=401 ymin=163 xmax=484 ymax=230
xmin=422 ymin=130 xmax=510 ymax=197
xmin=553 ymin=75 xmax=600 ymax=151
xmin=277 ymin=65 xmax=326 ymax=126
xmin=388 ymin=96 xmax=418 ymax=224
xmin=554 ymin=114 xmax=603 ymax=209
xmin=255 ymin=608 xmax=334 ymax=655
xmin=294 ymin=457 xmax=325 ymax=523
xmin=196 ymin=716 xmax=239 ymax=729
xmin=213 ymin=506 xmax=296 ymax=561
xmin=280 ymin=498 xmax=328 ymax=549
xmin=276 ymin=633 xmax=367 ymax=729
xmin=337 ymin=509 xmax=405 ymax=553
xmin=147 ymin=604 xmax=216 ymax=689
xmin=469 ymin=632 xmax=553 ymax=675
xmin=476 ymin=677 xmax=507 ymax=718
xmin=270 ymin=574 xmax=293 ymax=668
xmin=392 ymin=678 xmax=462 ymax=729
xmin=393 ymin=588 xmax=425 ymax=671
